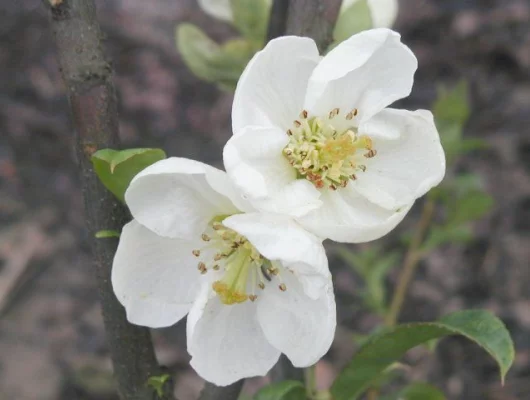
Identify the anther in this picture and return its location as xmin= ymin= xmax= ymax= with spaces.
xmin=346 ymin=108 xmax=358 ymax=120
xmin=300 ymin=110 xmax=308 ymax=119
xmin=358 ymin=165 xmax=366 ymax=172
xmin=279 ymin=283 xmax=287 ymax=292
xmin=258 ymin=282 xmax=265 ymax=290
xmin=201 ymin=234 xmax=210 ymax=242
xmin=330 ymin=184 xmax=337 ymax=191
xmin=364 ymin=149 xmax=377 ymax=158
xmin=294 ymin=120 xmax=301 ymax=127
xmin=249 ymin=295 xmax=257 ymax=302
xmin=328 ymin=108 xmax=339 ymax=119
xmin=284 ymin=148 xmax=292 ymax=156
xmin=213 ymin=264 xmax=220 ymax=271
xmin=192 ymin=249 xmax=201 ymax=257
xmin=315 ymin=180 xmax=324 ymax=189
xmin=198 ymin=262 xmax=207 ymax=274
xmin=287 ymin=129 xmax=293 ymax=136
xmin=214 ymin=253 xmax=223 ymax=261
xmin=212 ymin=222 xmax=223 ymax=230
xmin=350 ymin=174 xmax=357 ymax=180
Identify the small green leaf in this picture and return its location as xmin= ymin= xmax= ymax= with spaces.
xmin=337 ymin=246 xmax=399 ymax=315
xmin=176 ymin=23 xmax=253 ymax=90
xmin=420 ymin=225 xmax=473 ymax=253
xmin=95 ymin=230 xmax=120 ymax=239
xmin=91 ymin=148 xmax=166 ymax=203
xmin=331 ymin=310 xmax=514 ymax=400
xmin=230 ymin=0 xmax=270 ymax=43
xmin=147 ymin=374 xmax=171 ymax=398
xmin=381 ymin=383 xmax=446 ymax=400
xmin=447 ymin=190 xmax=494 ymax=226
xmin=432 ymin=81 xmax=471 ymax=163
xmin=333 ymin=0 xmax=372 ymax=44
xmin=254 ymin=381 xmax=306 ymax=400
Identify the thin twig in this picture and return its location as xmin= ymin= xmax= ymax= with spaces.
xmin=44 ymin=1 xmax=174 ymax=399
xmin=385 ymin=198 xmax=436 ymax=327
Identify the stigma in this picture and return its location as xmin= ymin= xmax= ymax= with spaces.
xmin=283 ymin=108 xmax=377 ymax=190
xmin=192 ymin=220 xmax=287 ymax=305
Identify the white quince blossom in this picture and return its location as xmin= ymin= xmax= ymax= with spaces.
xmin=340 ymin=0 xmax=398 ymax=29
xmin=223 ymin=28 xmax=446 ymax=243
xmin=112 ymin=157 xmax=335 ymax=386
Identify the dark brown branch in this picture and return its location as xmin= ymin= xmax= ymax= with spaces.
xmin=44 ymin=1 xmax=174 ymax=399
xmin=285 ymin=0 xmax=342 ymax=52
xmin=270 ymin=355 xmax=305 ymax=383
xmin=198 ymin=381 xmax=245 ymax=400
xmin=266 ymin=0 xmax=290 ymax=42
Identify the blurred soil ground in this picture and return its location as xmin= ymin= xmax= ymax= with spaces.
xmin=0 ymin=0 xmax=529 ymax=399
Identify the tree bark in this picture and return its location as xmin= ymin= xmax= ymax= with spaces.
xmin=44 ymin=0 xmax=173 ymax=399
xmin=285 ymin=0 xmax=342 ymax=52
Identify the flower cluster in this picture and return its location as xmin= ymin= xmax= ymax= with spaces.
xmin=112 ymin=28 xmax=445 ymax=385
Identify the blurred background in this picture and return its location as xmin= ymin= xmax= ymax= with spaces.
xmin=0 ymin=0 xmax=529 ymax=399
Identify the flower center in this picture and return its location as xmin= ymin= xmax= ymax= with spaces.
xmin=192 ymin=219 xmax=286 ymax=305
xmin=283 ymin=108 xmax=377 ymax=190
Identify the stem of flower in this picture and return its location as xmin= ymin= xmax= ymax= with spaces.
xmin=367 ymin=388 xmax=379 ymax=400
xmin=385 ymin=198 xmax=436 ymax=327
xmin=304 ymin=364 xmax=317 ymax=399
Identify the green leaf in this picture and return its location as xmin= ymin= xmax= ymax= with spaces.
xmin=91 ymin=148 xmax=166 ymax=203
xmin=176 ymin=23 xmax=253 ymax=90
xmin=420 ymin=225 xmax=473 ymax=253
xmin=331 ymin=310 xmax=514 ymax=400
xmin=230 ymin=0 xmax=270 ymax=43
xmin=254 ymin=381 xmax=306 ymax=400
xmin=447 ymin=190 xmax=494 ymax=226
xmin=95 ymin=230 xmax=120 ymax=239
xmin=333 ymin=0 xmax=372 ymax=43
xmin=382 ymin=383 xmax=446 ymax=400
xmin=147 ymin=374 xmax=171 ymax=398
xmin=337 ymin=246 xmax=399 ymax=315
xmin=432 ymin=81 xmax=471 ymax=163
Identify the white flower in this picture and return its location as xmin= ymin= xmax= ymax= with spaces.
xmin=111 ymin=157 xmax=336 ymax=386
xmin=340 ymin=0 xmax=398 ymax=29
xmin=223 ymin=29 xmax=446 ymax=243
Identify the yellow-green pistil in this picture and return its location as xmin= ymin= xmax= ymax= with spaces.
xmin=192 ymin=221 xmax=286 ymax=305
xmin=283 ymin=108 xmax=377 ymax=190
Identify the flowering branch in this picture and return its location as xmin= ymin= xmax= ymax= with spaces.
xmin=43 ymin=0 xmax=174 ymax=399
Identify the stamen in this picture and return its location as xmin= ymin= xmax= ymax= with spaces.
xmin=201 ymin=234 xmax=210 ymax=242
xmin=364 ymin=149 xmax=377 ymax=158
xmin=192 ymin=249 xmax=201 ymax=257
xmin=283 ymin=107 xmax=377 ymax=190
xmin=279 ymin=283 xmax=287 ymax=291
xmin=198 ymin=262 xmax=207 ymax=274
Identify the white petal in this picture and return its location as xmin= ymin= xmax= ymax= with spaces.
xmin=125 ymin=158 xmax=239 ymax=239
xmin=298 ymin=187 xmax=413 ymax=243
xmin=305 ymin=28 xmax=417 ymax=123
xmin=187 ymin=293 xmax=280 ymax=386
xmin=232 ymin=36 xmax=320 ymax=133
xmin=223 ymin=213 xmax=330 ymax=299
xmin=223 ymin=126 xmax=322 ymax=217
xmin=258 ymin=273 xmax=336 ymax=367
xmin=354 ymin=109 xmax=446 ymax=209
xmin=111 ymin=220 xmax=202 ymax=328
xmin=198 ymin=0 xmax=233 ymax=22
